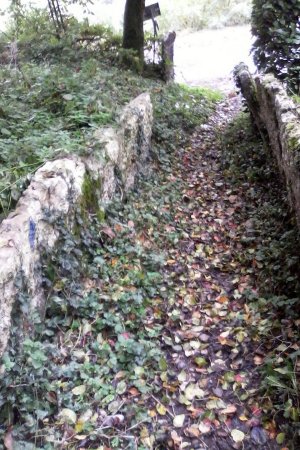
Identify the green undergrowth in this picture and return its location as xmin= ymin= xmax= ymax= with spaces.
xmin=0 ymin=28 xmax=221 ymax=448
xmin=220 ymin=112 xmax=300 ymax=444
xmin=0 ymin=33 xmax=218 ymax=218
xmin=0 ymin=156 xmax=186 ymax=449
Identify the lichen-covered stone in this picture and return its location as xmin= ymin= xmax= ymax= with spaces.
xmin=0 ymin=93 xmax=153 ymax=358
xmin=234 ymin=64 xmax=300 ymax=227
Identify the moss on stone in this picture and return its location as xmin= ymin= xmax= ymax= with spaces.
xmin=80 ymin=172 xmax=105 ymax=222
xmin=287 ymin=135 xmax=300 ymax=152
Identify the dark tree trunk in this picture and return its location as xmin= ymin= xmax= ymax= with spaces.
xmin=122 ymin=0 xmax=145 ymax=62
xmin=48 ymin=0 xmax=66 ymax=36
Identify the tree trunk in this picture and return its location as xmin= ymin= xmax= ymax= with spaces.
xmin=122 ymin=0 xmax=145 ymax=63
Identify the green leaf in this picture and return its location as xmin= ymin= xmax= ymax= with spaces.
xmin=158 ymin=357 xmax=168 ymax=371
xmin=116 ymin=381 xmax=127 ymax=395
xmin=276 ymin=433 xmax=285 ymax=444
xmin=1 ymin=128 xmax=11 ymax=136
xmin=194 ymin=356 xmax=207 ymax=367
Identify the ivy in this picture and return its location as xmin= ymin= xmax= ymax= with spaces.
xmin=251 ymin=0 xmax=300 ymax=94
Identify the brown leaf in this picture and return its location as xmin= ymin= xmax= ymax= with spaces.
xmin=101 ymin=226 xmax=116 ymax=239
xmin=185 ymin=425 xmax=200 ymax=438
xmin=220 ymin=404 xmax=237 ymax=415
xmin=4 ymin=427 xmax=14 ymax=450
xmin=254 ymin=355 xmax=264 ymax=365
xmin=128 ymin=387 xmax=140 ymax=397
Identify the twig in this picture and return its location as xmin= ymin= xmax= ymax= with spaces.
xmin=150 ymin=394 xmax=174 ymax=418
xmin=125 ymin=418 xmax=149 ymax=432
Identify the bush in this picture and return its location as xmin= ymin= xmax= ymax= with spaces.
xmin=251 ymin=0 xmax=300 ymax=94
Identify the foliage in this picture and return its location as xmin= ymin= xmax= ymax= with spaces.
xmin=0 ymin=15 xmax=218 ymax=219
xmin=251 ymin=0 xmax=300 ymax=94
xmin=0 ymin=210 xmax=165 ymax=448
xmin=221 ymin=112 xmax=300 ymax=445
xmin=0 ymin=73 xmax=217 ymax=443
xmin=1 ymin=96 xmax=300 ymax=447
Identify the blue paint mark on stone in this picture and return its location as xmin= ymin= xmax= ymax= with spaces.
xmin=29 ymin=218 xmax=36 ymax=250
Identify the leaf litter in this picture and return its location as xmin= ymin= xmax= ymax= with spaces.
xmin=1 ymin=95 xmax=300 ymax=449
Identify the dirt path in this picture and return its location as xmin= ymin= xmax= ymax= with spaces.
xmin=142 ymin=98 xmax=280 ymax=449
xmin=174 ymin=26 xmax=255 ymax=92
xmin=9 ymin=97 xmax=291 ymax=449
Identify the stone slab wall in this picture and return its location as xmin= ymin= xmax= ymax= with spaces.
xmin=0 ymin=92 xmax=153 ymax=358
xmin=234 ymin=64 xmax=300 ymax=226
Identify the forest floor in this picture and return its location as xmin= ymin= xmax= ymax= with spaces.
xmin=3 ymin=90 xmax=300 ymax=449
xmin=0 ymin=26 xmax=299 ymax=445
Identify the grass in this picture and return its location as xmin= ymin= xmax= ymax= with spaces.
xmin=0 ymin=20 xmax=220 ymax=218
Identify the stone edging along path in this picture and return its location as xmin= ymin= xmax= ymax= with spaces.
xmin=0 ymin=93 xmax=153 ymax=358
xmin=234 ymin=63 xmax=300 ymax=227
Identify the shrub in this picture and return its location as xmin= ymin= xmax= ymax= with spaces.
xmin=251 ymin=0 xmax=300 ymax=94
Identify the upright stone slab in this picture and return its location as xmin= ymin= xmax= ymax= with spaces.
xmin=161 ymin=31 xmax=176 ymax=82
xmin=234 ymin=64 xmax=300 ymax=228
xmin=0 ymin=93 xmax=153 ymax=358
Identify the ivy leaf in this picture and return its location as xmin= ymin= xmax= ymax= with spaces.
xmin=116 ymin=381 xmax=127 ymax=395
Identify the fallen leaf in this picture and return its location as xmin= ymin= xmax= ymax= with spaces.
xmin=185 ymin=383 xmax=205 ymax=401
xmin=102 ymin=226 xmax=116 ymax=238
xmin=199 ymin=421 xmax=211 ymax=434
xmin=116 ymin=380 xmax=127 ymax=394
xmin=206 ymin=399 xmax=226 ymax=409
xmin=194 ymin=356 xmax=207 ymax=367
xmin=101 ymin=414 xmax=124 ymax=427
xmin=254 ymin=355 xmax=264 ymax=365
xmin=62 ymin=94 xmax=73 ymax=101
xmin=72 ymin=385 xmax=86 ymax=396
xmin=217 ymin=295 xmax=228 ymax=304
xmin=159 ymin=358 xmax=168 ymax=371
xmin=156 ymin=404 xmax=167 ymax=415
xmin=231 ymin=429 xmax=245 ymax=442
xmin=276 ymin=433 xmax=285 ymax=444
xmin=185 ymin=425 xmax=200 ymax=438
xmin=128 ymin=387 xmax=140 ymax=397
xmin=173 ymin=414 xmax=185 ymax=428
xmin=59 ymin=408 xmax=77 ymax=424
xmin=78 ymin=409 xmax=93 ymax=424
xmin=4 ymin=427 xmax=14 ymax=450
xmin=220 ymin=404 xmax=237 ymax=415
